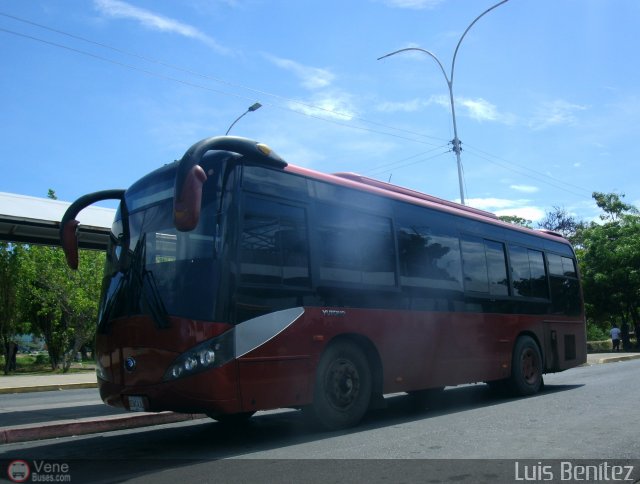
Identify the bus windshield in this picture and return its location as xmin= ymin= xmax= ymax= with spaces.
xmin=98 ymin=162 xmax=219 ymax=328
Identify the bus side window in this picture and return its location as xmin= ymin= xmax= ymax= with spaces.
xmin=484 ymin=240 xmax=509 ymax=296
xmin=240 ymin=196 xmax=310 ymax=287
xmin=317 ymin=205 xmax=396 ymax=287
xmin=509 ymin=246 xmax=548 ymax=299
xmin=461 ymin=236 xmax=508 ymax=296
xmin=548 ymin=253 xmax=581 ymax=315
xmin=461 ymin=236 xmax=489 ymax=293
xmin=397 ymin=225 xmax=463 ymax=291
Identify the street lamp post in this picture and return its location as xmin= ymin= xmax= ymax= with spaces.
xmin=225 ymin=102 xmax=262 ymax=135
xmin=378 ymin=0 xmax=509 ymax=206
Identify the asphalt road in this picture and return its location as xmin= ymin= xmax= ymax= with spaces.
xmin=0 ymin=389 xmax=126 ymax=426
xmin=2 ymin=360 xmax=639 ymax=483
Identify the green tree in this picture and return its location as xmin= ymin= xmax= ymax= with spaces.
xmin=63 ymin=249 xmax=104 ymax=370
xmin=578 ymin=193 xmax=640 ymax=337
xmin=537 ymin=206 xmax=585 ymax=245
xmin=593 ymin=191 xmax=638 ymax=222
xmin=17 ymin=245 xmax=104 ymax=371
xmin=0 ymin=242 xmax=23 ymax=373
xmin=498 ymin=215 xmax=533 ymax=228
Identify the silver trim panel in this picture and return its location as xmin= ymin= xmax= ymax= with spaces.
xmin=235 ymin=307 xmax=305 ymax=358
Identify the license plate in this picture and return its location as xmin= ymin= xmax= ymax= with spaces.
xmin=128 ymin=395 xmax=146 ymax=412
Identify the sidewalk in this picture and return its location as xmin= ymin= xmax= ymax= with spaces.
xmin=1 ymin=352 xmax=639 ymax=445
xmin=585 ymin=351 xmax=640 ymax=365
xmin=0 ymin=371 xmax=98 ymax=394
xmin=0 ymin=370 xmax=206 ymax=445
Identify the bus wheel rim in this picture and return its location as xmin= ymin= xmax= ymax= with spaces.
xmin=521 ymin=348 xmax=539 ymax=384
xmin=326 ymin=358 xmax=360 ymax=409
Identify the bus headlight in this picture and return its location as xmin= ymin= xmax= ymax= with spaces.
xmin=163 ymin=329 xmax=234 ymax=381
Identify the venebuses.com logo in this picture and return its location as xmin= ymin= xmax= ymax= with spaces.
xmin=6 ymin=460 xmax=30 ymax=483
xmin=6 ymin=460 xmax=71 ymax=483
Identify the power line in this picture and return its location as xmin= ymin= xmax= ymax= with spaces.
xmin=365 ymin=148 xmax=450 ymax=176
xmin=464 ymin=142 xmax=592 ymax=196
xmin=0 ymin=12 xmax=597 ymax=203
xmin=463 ymin=144 xmax=592 ymax=198
xmin=0 ymin=26 xmax=449 ymax=147
xmin=0 ymin=11 xmax=448 ymax=146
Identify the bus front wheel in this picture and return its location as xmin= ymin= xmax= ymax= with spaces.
xmin=311 ymin=341 xmax=372 ymax=430
xmin=508 ymin=336 xmax=543 ymax=396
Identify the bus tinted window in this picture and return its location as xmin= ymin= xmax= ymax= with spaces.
xmin=461 ymin=236 xmax=489 ymax=293
xmin=529 ymin=249 xmax=548 ymax=298
xmin=548 ymin=252 xmax=580 ymax=314
xmin=461 ymin=237 xmax=509 ymax=295
xmin=397 ymin=226 xmax=462 ymax=290
xmin=562 ymin=256 xmax=577 ymax=277
xmin=243 ymin=165 xmax=307 ymax=198
xmin=510 ymin=246 xmax=548 ymax=298
xmin=547 ymin=253 xmax=564 ymax=276
xmin=485 ymin=240 xmax=509 ymax=296
xmin=317 ymin=205 xmax=395 ymax=287
xmin=548 ymin=253 xmax=577 ymax=277
xmin=240 ymin=196 xmax=309 ymax=287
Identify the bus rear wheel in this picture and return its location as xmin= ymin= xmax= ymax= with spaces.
xmin=508 ymin=336 xmax=543 ymax=396
xmin=311 ymin=341 xmax=372 ymax=430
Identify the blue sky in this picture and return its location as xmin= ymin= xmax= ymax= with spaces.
xmin=1 ymin=0 xmax=638 ymax=223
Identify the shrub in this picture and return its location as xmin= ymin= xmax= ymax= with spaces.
xmin=34 ymin=354 xmax=50 ymax=366
xmin=587 ymin=322 xmax=609 ymax=341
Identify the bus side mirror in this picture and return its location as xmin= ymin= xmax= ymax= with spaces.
xmin=59 ymin=189 xmax=125 ymax=270
xmin=61 ymin=219 xmax=81 ymax=270
xmin=173 ymin=164 xmax=207 ymax=231
xmin=172 ymin=136 xmax=286 ymax=232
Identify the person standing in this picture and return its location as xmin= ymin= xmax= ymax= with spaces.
xmin=610 ymin=323 xmax=622 ymax=352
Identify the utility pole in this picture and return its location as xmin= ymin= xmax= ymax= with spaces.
xmin=378 ymin=0 xmax=509 ymax=205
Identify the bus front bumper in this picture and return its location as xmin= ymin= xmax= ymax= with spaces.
xmin=97 ymin=363 xmax=242 ymax=415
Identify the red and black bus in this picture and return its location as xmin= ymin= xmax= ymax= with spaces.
xmin=61 ymin=136 xmax=586 ymax=430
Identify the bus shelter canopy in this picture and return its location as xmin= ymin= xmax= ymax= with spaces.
xmin=0 ymin=192 xmax=114 ymax=250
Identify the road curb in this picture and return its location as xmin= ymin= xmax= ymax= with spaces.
xmin=0 ymin=382 xmax=98 ymax=395
xmin=593 ymin=354 xmax=640 ymax=365
xmin=0 ymin=412 xmax=207 ymax=444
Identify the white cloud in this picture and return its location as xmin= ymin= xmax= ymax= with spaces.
xmin=264 ymin=54 xmax=335 ymax=90
xmin=467 ymin=197 xmax=545 ymax=221
xmin=432 ymin=95 xmax=515 ymax=124
xmin=287 ymin=91 xmax=356 ymax=121
xmin=467 ymin=197 xmax=517 ymax=210
xmin=381 ymin=0 xmax=445 ymax=9
xmin=376 ymin=98 xmax=426 ymax=113
xmin=94 ymin=0 xmax=229 ymax=54
xmin=261 ymin=54 xmax=355 ymax=121
xmin=458 ymin=97 xmax=499 ymax=122
xmin=529 ymin=99 xmax=588 ymax=130
xmin=494 ymin=206 xmax=545 ymax=222
xmin=510 ymin=184 xmax=539 ymax=194
xmin=377 ymin=95 xmax=504 ymax=121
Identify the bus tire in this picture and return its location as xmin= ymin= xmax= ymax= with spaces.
xmin=508 ymin=336 xmax=543 ymax=396
xmin=312 ymin=341 xmax=372 ymax=430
